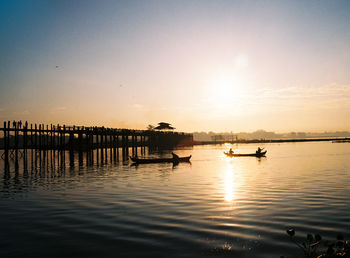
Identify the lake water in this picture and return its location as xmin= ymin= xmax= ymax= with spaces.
xmin=1 ymin=142 xmax=350 ymax=258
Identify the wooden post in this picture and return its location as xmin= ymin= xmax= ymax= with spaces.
xmin=116 ymin=134 xmax=119 ymax=161
xmin=100 ymin=131 xmax=104 ymax=164
xmin=4 ymin=121 xmax=9 ymax=171
xmin=89 ymin=130 xmax=92 ymax=165
xmin=140 ymin=134 xmax=143 ymax=154
xmin=123 ymin=134 xmax=126 ymax=160
xmin=135 ymin=134 xmax=138 ymax=156
xmin=134 ymin=134 xmax=137 ymax=156
xmin=109 ymin=134 xmax=113 ymax=162
xmin=121 ymin=134 xmax=125 ymax=160
xmin=113 ymin=133 xmax=117 ymax=161
xmin=7 ymin=121 xmax=11 ymax=166
xmin=23 ymin=121 xmax=27 ymax=170
xmin=90 ymin=130 xmax=94 ymax=165
xmin=30 ymin=124 xmax=33 ymax=169
xmin=34 ymin=124 xmax=37 ymax=150
xmin=62 ymin=125 xmax=66 ymax=167
xmin=69 ymin=130 xmax=74 ymax=167
xmin=46 ymin=124 xmax=49 ymax=162
xmin=85 ymin=131 xmax=89 ymax=166
xmin=122 ymin=134 xmax=128 ymax=161
xmin=39 ymin=124 xmax=42 ymax=166
xmin=59 ymin=125 xmax=62 ymax=166
xmin=105 ymin=133 xmax=108 ymax=163
xmin=57 ymin=126 xmax=60 ymax=166
xmin=45 ymin=124 xmax=48 ymax=164
xmin=52 ymin=125 xmax=56 ymax=168
xmin=131 ymin=133 xmax=135 ymax=157
xmin=141 ymin=135 xmax=144 ymax=155
xmin=34 ymin=124 xmax=38 ymax=168
xmin=126 ymin=135 xmax=129 ymax=158
xmin=96 ymin=132 xmax=99 ymax=165
xmin=78 ymin=132 xmax=83 ymax=166
xmin=14 ymin=121 xmax=19 ymax=171
xmin=50 ymin=124 xmax=53 ymax=167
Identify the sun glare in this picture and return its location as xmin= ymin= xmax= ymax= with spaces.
xmin=234 ymin=53 xmax=249 ymax=69
xmin=210 ymin=76 xmax=244 ymax=108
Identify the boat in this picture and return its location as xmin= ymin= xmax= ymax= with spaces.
xmin=332 ymin=140 xmax=350 ymax=143
xmin=130 ymin=153 xmax=191 ymax=164
xmin=224 ymin=150 xmax=267 ymax=157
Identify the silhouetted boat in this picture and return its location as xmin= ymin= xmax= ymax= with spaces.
xmin=332 ymin=140 xmax=350 ymax=143
xmin=130 ymin=153 xmax=191 ymax=164
xmin=224 ymin=151 xmax=267 ymax=157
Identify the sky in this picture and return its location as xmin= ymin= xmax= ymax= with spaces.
xmin=1 ymin=0 xmax=350 ymax=133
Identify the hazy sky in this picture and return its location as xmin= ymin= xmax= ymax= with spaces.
xmin=1 ymin=0 xmax=350 ymax=132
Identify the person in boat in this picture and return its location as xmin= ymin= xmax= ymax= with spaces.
xmin=172 ymin=152 xmax=180 ymax=161
xmin=256 ymin=147 xmax=264 ymax=154
xmin=229 ymin=148 xmax=234 ymax=155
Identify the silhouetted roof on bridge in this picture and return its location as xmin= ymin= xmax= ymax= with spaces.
xmin=154 ymin=122 xmax=175 ymax=130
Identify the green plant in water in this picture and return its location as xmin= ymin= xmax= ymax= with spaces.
xmin=281 ymin=228 xmax=350 ymax=258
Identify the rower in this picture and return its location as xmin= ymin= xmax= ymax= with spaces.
xmin=256 ymin=147 xmax=264 ymax=154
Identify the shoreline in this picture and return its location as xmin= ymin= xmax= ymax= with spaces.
xmin=193 ymin=137 xmax=350 ymax=145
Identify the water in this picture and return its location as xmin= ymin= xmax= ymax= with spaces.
xmin=1 ymin=142 xmax=350 ymax=258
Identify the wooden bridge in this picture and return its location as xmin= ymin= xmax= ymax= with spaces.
xmin=0 ymin=121 xmax=193 ymax=171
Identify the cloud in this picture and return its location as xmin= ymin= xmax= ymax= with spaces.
xmin=257 ymin=84 xmax=350 ymax=99
xmin=130 ymin=104 xmax=144 ymax=109
xmin=50 ymin=106 xmax=67 ymax=114
xmin=246 ymin=83 xmax=350 ymax=109
xmin=13 ymin=110 xmax=30 ymax=115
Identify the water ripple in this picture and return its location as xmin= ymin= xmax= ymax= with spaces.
xmin=1 ymin=142 xmax=350 ymax=257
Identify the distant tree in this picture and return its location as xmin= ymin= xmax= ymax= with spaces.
xmin=297 ymin=132 xmax=306 ymax=138
xmin=211 ymin=134 xmax=223 ymax=142
xmin=147 ymin=124 xmax=155 ymax=131
xmin=290 ymin=132 xmax=297 ymax=138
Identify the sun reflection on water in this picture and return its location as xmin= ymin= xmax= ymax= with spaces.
xmin=223 ymin=162 xmax=240 ymax=202
xmin=224 ymin=170 xmax=234 ymax=202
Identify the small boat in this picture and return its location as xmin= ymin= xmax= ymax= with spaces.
xmin=224 ymin=150 xmax=267 ymax=157
xmin=130 ymin=153 xmax=191 ymax=164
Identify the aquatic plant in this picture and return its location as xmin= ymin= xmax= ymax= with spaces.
xmin=281 ymin=228 xmax=350 ymax=258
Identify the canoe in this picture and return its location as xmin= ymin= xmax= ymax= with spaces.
xmin=130 ymin=154 xmax=191 ymax=164
xmin=224 ymin=151 xmax=267 ymax=157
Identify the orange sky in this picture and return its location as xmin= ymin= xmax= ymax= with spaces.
xmin=1 ymin=1 xmax=350 ymax=132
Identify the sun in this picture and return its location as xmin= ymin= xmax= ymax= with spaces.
xmin=234 ymin=53 xmax=249 ymax=69
xmin=211 ymin=76 xmax=244 ymax=108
